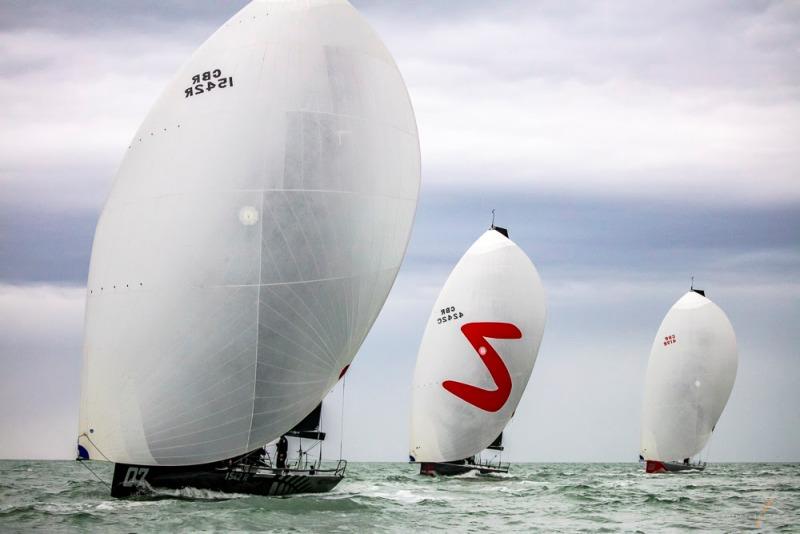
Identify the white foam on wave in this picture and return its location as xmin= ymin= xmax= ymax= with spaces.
xmin=94 ymin=500 xmax=158 ymax=511
xmin=351 ymin=485 xmax=453 ymax=505
xmin=150 ymin=486 xmax=250 ymax=500
xmin=485 ymin=471 xmax=516 ymax=479
xmin=371 ymin=489 xmax=438 ymax=504
xmin=450 ymin=469 xmax=514 ymax=479
xmin=451 ymin=469 xmax=482 ymax=479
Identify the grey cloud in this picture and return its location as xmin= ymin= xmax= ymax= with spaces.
xmin=0 ymin=1 xmax=248 ymax=33
xmin=4 ymin=188 xmax=798 ymax=286
xmin=0 ymin=207 xmax=96 ymax=284
xmin=407 ymin=188 xmax=800 ymax=282
xmin=363 ymin=0 xmax=800 ymax=90
xmin=6 ymin=1 xmax=799 ymax=91
xmin=2 ymin=0 xmax=798 ymax=213
xmin=362 ymin=1 xmax=800 ymax=204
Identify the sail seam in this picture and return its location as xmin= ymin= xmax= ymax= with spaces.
xmin=280 ymin=191 xmax=338 ymax=362
xmin=287 ymin=108 xmax=418 ymax=137
xmin=264 ymin=285 xmax=337 ymax=363
xmin=257 ymin=297 xmax=335 ymax=366
xmin=200 ymin=267 xmax=400 ymax=289
xmin=105 ymin=189 xmax=419 ymax=207
xmin=246 ymin=192 xmax=265 ymax=452
xmin=148 ymin=401 xmax=255 ymax=444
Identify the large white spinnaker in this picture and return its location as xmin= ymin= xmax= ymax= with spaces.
xmin=78 ymin=0 xmax=420 ymax=466
xmin=640 ymin=290 xmax=738 ymax=465
xmin=409 ymin=228 xmax=546 ymax=463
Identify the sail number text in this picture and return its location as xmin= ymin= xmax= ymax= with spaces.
xmin=122 ymin=467 xmax=149 ymax=487
xmin=185 ymin=69 xmax=234 ymax=98
xmin=225 ymin=470 xmax=251 ymax=482
xmin=663 ymin=334 xmax=677 ymax=347
xmin=436 ymin=305 xmax=464 ymax=325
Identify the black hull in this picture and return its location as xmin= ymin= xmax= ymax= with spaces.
xmin=645 ymin=460 xmax=706 ymax=474
xmin=419 ymin=462 xmax=509 ymax=476
xmin=111 ymin=460 xmax=345 ymax=498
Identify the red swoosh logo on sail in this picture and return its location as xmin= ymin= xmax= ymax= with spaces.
xmin=442 ymin=322 xmax=521 ymax=412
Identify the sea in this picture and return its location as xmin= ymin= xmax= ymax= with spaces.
xmin=0 ymin=461 xmax=797 ymax=532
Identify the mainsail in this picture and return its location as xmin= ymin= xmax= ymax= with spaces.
xmin=287 ymin=402 xmax=325 ymax=441
xmin=640 ymin=290 xmax=738 ymax=463
xmin=79 ymin=0 xmax=420 ymax=466
xmin=487 ymin=432 xmax=504 ymax=451
xmin=409 ymin=228 xmax=546 ymax=463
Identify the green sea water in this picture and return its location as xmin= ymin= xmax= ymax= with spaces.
xmin=0 ymin=461 xmax=797 ymax=532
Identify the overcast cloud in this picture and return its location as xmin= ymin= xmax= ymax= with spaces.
xmin=0 ymin=0 xmax=798 ymax=462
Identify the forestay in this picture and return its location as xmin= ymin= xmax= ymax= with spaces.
xmin=409 ymin=229 xmax=546 ymax=463
xmin=79 ymin=0 xmax=420 ymax=466
xmin=640 ymin=291 xmax=738 ymax=462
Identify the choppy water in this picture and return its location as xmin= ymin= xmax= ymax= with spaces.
xmin=0 ymin=461 xmax=797 ymax=532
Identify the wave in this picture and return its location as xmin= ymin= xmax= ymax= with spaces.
xmin=143 ymin=485 xmax=251 ymax=501
xmin=0 ymin=461 xmax=797 ymax=532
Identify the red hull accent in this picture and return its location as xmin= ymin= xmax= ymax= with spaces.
xmin=418 ymin=462 xmax=509 ymax=476
xmin=338 ymin=364 xmax=350 ymax=380
xmin=419 ymin=462 xmax=437 ymax=476
xmin=645 ymin=460 xmax=667 ymax=473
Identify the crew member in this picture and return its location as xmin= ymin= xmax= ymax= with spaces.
xmin=276 ymin=435 xmax=288 ymax=469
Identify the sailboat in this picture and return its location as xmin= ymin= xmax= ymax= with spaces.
xmin=640 ymin=287 xmax=738 ymax=473
xmin=409 ymin=224 xmax=546 ymax=475
xmin=77 ymin=0 xmax=420 ymax=497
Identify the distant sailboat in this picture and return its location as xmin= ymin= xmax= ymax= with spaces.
xmin=77 ymin=0 xmax=420 ymax=497
xmin=409 ymin=225 xmax=546 ymax=475
xmin=640 ymin=287 xmax=738 ymax=473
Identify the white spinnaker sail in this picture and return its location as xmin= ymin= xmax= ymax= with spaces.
xmin=409 ymin=229 xmax=546 ymax=463
xmin=640 ymin=291 xmax=738 ymax=462
xmin=79 ymin=0 xmax=420 ymax=466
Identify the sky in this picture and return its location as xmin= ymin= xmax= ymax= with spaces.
xmin=0 ymin=0 xmax=798 ymax=462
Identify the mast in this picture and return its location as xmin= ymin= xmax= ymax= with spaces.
xmin=690 ymin=277 xmax=706 ymax=297
xmin=490 ymin=209 xmax=509 ymax=238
